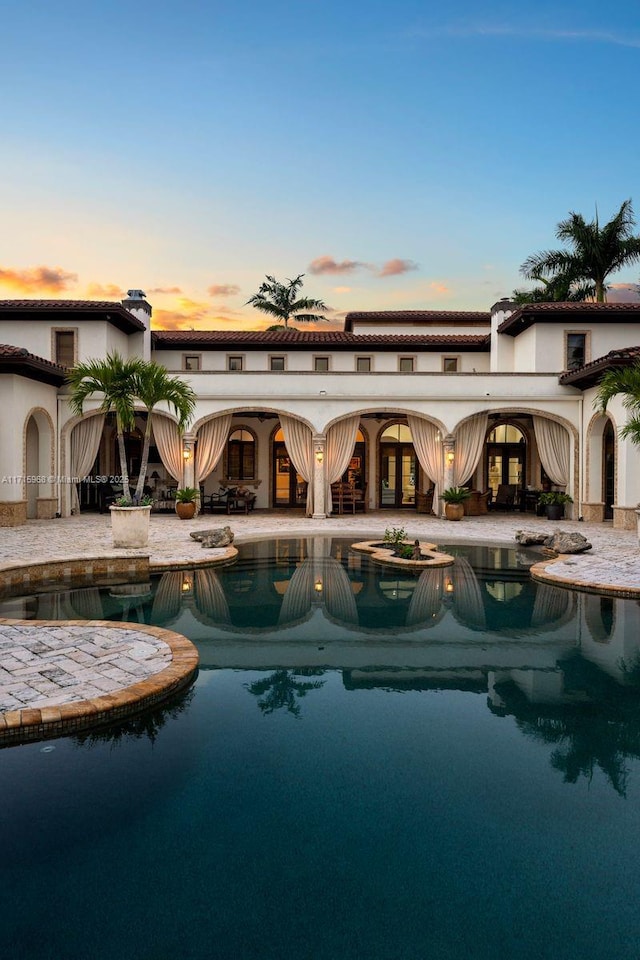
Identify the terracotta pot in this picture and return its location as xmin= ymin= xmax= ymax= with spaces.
xmin=445 ymin=502 xmax=465 ymax=521
xmin=175 ymin=501 xmax=197 ymax=520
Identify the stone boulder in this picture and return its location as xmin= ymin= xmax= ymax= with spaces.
xmin=515 ymin=529 xmax=549 ymax=546
xmin=190 ymin=526 xmax=234 ymax=548
xmin=544 ymin=530 xmax=592 ymax=554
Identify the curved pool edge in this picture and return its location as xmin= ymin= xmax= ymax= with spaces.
xmin=0 ymin=619 xmax=199 ymax=747
xmin=531 ymin=555 xmax=640 ymax=599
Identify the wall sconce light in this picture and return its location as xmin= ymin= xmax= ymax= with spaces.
xmin=314 ymin=578 xmax=323 ymax=594
xmin=446 ymin=451 xmax=455 ymax=465
xmin=182 ymin=574 xmax=193 ymax=593
xmin=315 ymin=445 xmax=324 ymax=465
xmin=445 ymin=578 xmax=454 ymax=594
xmin=183 ymin=447 xmax=191 ymax=460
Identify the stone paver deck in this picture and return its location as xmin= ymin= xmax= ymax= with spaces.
xmin=0 ymin=509 xmax=638 ymax=743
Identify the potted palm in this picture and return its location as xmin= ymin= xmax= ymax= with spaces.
xmin=539 ymin=491 xmax=573 ymax=521
xmin=175 ymin=487 xmax=199 ymax=520
xmin=440 ymin=486 xmax=470 ymax=521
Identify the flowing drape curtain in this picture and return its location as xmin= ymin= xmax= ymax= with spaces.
xmin=280 ymin=415 xmax=314 ymax=515
xmin=531 ymin=583 xmax=572 ymax=629
xmin=196 ymin=414 xmax=232 ymax=483
xmin=279 ymin=560 xmax=314 ymax=624
xmin=533 ymin=416 xmax=570 ymax=487
xmin=64 ymin=587 xmax=104 ymax=620
xmin=324 ymin=416 xmax=360 ymax=514
xmin=407 ymin=416 xmax=443 ymax=512
xmin=152 ymin=414 xmax=183 ymax=481
xmin=70 ymin=413 xmax=105 ymax=513
xmin=323 ymin=559 xmax=359 ymax=624
xmin=151 ymin=572 xmax=184 ymax=623
xmin=195 ymin=569 xmax=231 ymax=624
xmin=406 ymin=568 xmax=445 ymax=626
xmin=452 ymin=557 xmax=486 ymax=629
xmin=454 ymin=413 xmax=488 ymax=487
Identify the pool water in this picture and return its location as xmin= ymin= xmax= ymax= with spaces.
xmin=2 ymin=538 xmax=640 ymax=960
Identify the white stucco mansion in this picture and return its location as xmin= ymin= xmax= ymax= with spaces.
xmin=1 ymin=291 xmax=639 ymax=527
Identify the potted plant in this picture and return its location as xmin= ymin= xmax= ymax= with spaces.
xmin=440 ymin=486 xmax=470 ymax=521
xmin=110 ymin=494 xmax=154 ymax=547
xmin=539 ymin=491 xmax=573 ymax=521
xmin=175 ymin=487 xmax=199 ymax=520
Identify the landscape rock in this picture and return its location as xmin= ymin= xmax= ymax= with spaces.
xmin=544 ymin=530 xmax=592 ymax=554
xmin=515 ymin=529 xmax=549 ymax=545
xmin=190 ymin=525 xmax=234 ymax=547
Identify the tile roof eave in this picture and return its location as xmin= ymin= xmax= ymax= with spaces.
xmin=558 ymin=346 xmax=640 ymax=389
xmin=151 ymin=331 xmax=491 ymax=352
xmin=0 ymin=300 xmax=146 ymax=333
xmin=499 ymin=301 xmax=640 ymax=336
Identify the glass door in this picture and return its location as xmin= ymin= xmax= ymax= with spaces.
xmin=273 ymin=442 xmax=306 ymax=507
xmin=380 ymin=444 xmax=416 ymax=508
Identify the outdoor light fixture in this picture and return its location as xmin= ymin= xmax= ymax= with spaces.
xmin=183 ymin=447 xmax=191 ymax=460
xmin=314 ymin=578 xmax=323 ymax=593
xmin=315 ymin=445 xmax=324 ymax=465
xmin=182 ymin=574 xmax=193 ymax=593
xmin=445 ymin=578 xmax=454 ymax=594
xmin=446 ymin=451 xmax=455 ymax=465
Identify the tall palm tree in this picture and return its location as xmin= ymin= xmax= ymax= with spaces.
xmin=511 ymin=271 xmax=595 ymax=304
xmin=131 ymin=362 xmax=196 ymax=500
xmin=595 ymin=360 xmax=640 ymax=446
xmin=66 ymin=353 xmax=144 ymax=500
xmin=246 ymin=274 xmax=327 ymax=328
xmin=520 ymin=199 xmax=640 ymax=303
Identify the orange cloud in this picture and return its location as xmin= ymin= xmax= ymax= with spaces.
xmin=308 ymin=256 xmax=363 ymax=275
xmin=333 ymin=286 xmax=352 ymax=294
xmin=207 ymin=283 xmax=241 ymax=297
xmin=0 ymin=265 xmax=78 ymax=293
xmin=378 ymin=258 xmax=418 ymax=277
xmin=85 ymin=282 xmax=124 ymax=299
xmin=148 ymin=286 xmax=183 ymax=295
xmin=427 ymin=281 xmax=450 ymax=294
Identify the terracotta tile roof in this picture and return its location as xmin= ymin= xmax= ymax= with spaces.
xmin=0 ymin=343 xmax=68 ymax=385
xmin=499 ymin=301 xmax=640 ymax=336
xmin=151 ymin=330 xmax=490 ymax=351
xmin=559 ymin=345 xmax=640 ymax=389
xmin=344 ymin=310 xmax=490 ymax=331
xmin=0 ymin=299 xmax=146 ymax=333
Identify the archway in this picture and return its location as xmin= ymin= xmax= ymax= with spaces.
xmin=23 ymin=408 xmax=55 ymax=519
xmin=272 ymin=427 xmax=307 ymax=507
xmin=603 ymin=419 xmax=615 ymax=520
xmin=379 ymin=422 xmax=416 ymax=509
xmin=485 ymin=421 xmax=527 ymax=504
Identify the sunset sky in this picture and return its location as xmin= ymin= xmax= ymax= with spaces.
xmin=2 ymin=0 xmax=640 ymax=331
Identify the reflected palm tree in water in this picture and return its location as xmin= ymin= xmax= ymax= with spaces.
xmin=72 ymin=686 xmax=195 ymax=746
xmin=246 ymin=669 xmax=325 ymax=717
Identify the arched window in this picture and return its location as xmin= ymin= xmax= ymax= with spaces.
xmin=227 ymin=428 xmax=256 ymax=481
xmin=381 ymin=423 xmax=413 ymax=443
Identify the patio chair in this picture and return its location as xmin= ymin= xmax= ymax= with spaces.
xmin=492 ymin=484 xmax=517 ymax=511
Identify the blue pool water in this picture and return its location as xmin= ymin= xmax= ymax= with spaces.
xmin=2 ymin=538 xmax=640 ymax=960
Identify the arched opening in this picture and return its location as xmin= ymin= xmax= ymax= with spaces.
xmin=486 ymin=422 xmax=526 ymax=505
xmin=272 ymin=427 xmax=307 ymax=508
xmin=602 ymin=419 xmax=615 ymax=520
xmin=25 ymin=416 xmax=39 ymax=519
xmin=379 ymin=422 xmax=416 ymax=509
xmin=226 ymin=428 xmax=256 ymax=482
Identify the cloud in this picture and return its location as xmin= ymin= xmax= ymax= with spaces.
xmin=427 ymin=281 xmax=450 ymax=294
xmin=377 ymin=258 xmax=418 ymax=277
xmin=608 ymin=283 xmax=640 ymax=302
xmin=207 ymin=283 xmax=241 ymax=297
xmin=85 ymin=282 xmax=124 ymax=299
xmin=0 ymin=265 xmax=78 ymax=293
xmin=332 ymin=286 xmax=352 ymax=294
xmin=148 ymin=286 xmax=183 ymax=295
xmin=308 ymin=256 xmax=364 ymax=275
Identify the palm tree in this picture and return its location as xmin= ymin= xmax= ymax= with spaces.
xmin=67 ymin=353 xmax=144 ymax=500
xmin=520 ymin=199 xmax=640 ymax=303
xmin=511 ymin=271 xmax=595 ymax=304
xmin=595 ymin=360 xmax=640 ymax=446
xmin=246 ymin=274 xmax=327 ymax=328
xmin=131 ymin=362 xmax=196 ymax=501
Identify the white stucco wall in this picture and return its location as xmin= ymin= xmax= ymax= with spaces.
xmin=153 ymin=349 xmax=491 ymax=374
xmin=0 ymin=376 xmax=58 ymax=504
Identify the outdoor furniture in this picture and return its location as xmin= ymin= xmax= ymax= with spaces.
xmin=463 ymin=489 xmax=492 ymax=516
xmin=331 ymin=481 xmax=366 ymax=514
xmin=492 ymin=484 xmax=517 ymax=511
xmin=416 ymin=488 xmax=435 ymax=514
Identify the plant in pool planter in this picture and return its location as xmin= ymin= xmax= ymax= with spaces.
xmin=538 ymin=491 xmax=573 ymax=520
xmin=383 ymin=527 xmax=408 ymax=550
xmin=440 ymin=486 xmax=470 ymax=521
xmin=115 ymin=494 xmax=154 ymax=508
xmin=175 ymin=487 xmax=199 ymax=520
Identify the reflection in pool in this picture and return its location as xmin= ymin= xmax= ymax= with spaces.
xmin=2 ymin=538 xmax=640 ymax=959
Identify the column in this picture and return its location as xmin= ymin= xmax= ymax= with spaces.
xmin=441 ymin=434 xmax=456 ymax=516
xmin=312 ymin=434 xmax=327 ymax=519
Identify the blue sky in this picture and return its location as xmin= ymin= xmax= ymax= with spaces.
xmin=1 ymin=0 xmax=640 ymax=329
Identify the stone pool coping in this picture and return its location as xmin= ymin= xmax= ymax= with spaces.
xmin=530 ymin=555 xmax=640 ymax=599
xmin=0 ymin=619 xmax=199 ymax=746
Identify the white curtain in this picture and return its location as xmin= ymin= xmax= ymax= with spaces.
xmin=533 ymin=416 xmax=570 ymax=486
xmin=454 ymin=413 xmax=488 ymax=488
xmin=152 ymin=414 xmax=183 ymax=481
xmin=407 ymin=416 xmax=443 ymax=513
xmin=452 ymin=557 xmax=486 ymax=630
xmin=323 ymin=559 xmax=359 ymax=624
xmin=407 ymin=568 xmax=445 ymax=626
xmin=324 ymin=416 xmax=360 ymax=514
xmin=195 ymin=569 xmax=231 ymax=624
xmin=196 ymin=414 xmax=232 ymax=483
xmin=151 ymin=571 xmax=184 ymax=623
xmin=280 ymin=415 xmax=314 ymax=516
xmin=279 ymin=560 xmax=314 ymax=624
xmin=70 ymin=413 xmax=105 ymax=513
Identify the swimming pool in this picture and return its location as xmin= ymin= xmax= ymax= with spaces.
xmin=2 ymin=537 xmax=640 ymax=959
